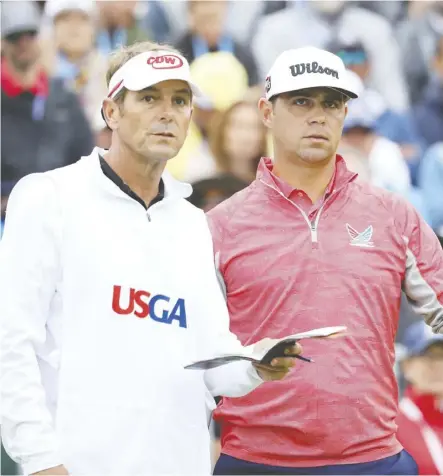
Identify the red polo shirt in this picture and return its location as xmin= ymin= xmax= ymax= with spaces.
xmin=1 ymin=57 xmax=48 ymax=97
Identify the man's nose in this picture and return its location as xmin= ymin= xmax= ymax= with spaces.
xmin=158 ymin=99 xmax=175 ymax=121
xmin=307 ymin=102 xmax=327 ymax=125
xmin=16 ymin=34 xmax=34 ymax=48
xmin=307 ymin=111 xmax=326 ymax=125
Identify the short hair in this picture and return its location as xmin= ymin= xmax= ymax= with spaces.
xmin=105 ymin=41 xmax=182 ymax=102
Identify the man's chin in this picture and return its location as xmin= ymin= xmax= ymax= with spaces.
xmin=143 ymin=145 xmax=181 ymax=162
xmin=299 ymin=149 xmax=334 ymax=164
xmin=12 ymin=55 xmax=37 ymax=72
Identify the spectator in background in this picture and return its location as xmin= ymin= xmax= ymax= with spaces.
xmin=209 ymin=101 xmax=268 ymax=184
xmin=336 ymin=144 xmax=371 ymax=182
xmin=137 ymin=1 xmax=171 ymax=44
xmin=96 ymin=1 xmax=149 ymax=55
xmin=166 ymin=52 xmax=249 ymax=183
xmin=163 ymin=1 xmax=268 ymax=53
xmin=397 ymin=0 xmax=443 ymax=104
xmin=175 ymin=0 xmax=259 ymax=86
xmin=397 ymin=321 xmax=443 ymax=475
xmin=331 ymin=42 xmax=424 ymax=181
xmin=418 ymin=143 xmax=443 ymax=233
xmin=357 ymin=1 xmax=407 ymax=25
xmin=189 ymin=175 xmax=248 ymax=213
xmin=41 ymin=0 xmax=108 ymax=133
xmin=1 ymin=1 xmax=93 ymax=211
xmin=340 ymin=92 xmax=412 ymax=197
xmin=340 ymin=89 xmax=432 ymax=224
xmin=253 ymin=0 xmax=409 ymax=111
xmin=413 ymin=35 xmax=443 ymax=148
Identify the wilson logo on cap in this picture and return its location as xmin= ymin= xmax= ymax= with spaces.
xmin=147 ymin=54 xmax=184 ymax=69
xmin=289 ymin=62 xmax=339 ymax=79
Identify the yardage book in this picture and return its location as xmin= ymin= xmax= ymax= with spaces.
xmin=184 ymin=326 xmax=347 ymax=370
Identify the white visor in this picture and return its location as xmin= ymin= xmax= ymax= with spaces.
xmin=107 ymin=51 xmax=203 ymax=99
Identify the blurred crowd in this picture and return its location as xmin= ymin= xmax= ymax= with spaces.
xmin=1 ymin=0 xmax=443 ymax=227
xmin=1 ymin=0 xmax=443 ymax=474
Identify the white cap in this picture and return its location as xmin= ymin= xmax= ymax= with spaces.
xmin=264 ymin=46 xmax=359 ymax=100
xmin=107 ymin=51 xmax=202 ymax=100
xmin=45 ymin=0 xmax=96 ymax=19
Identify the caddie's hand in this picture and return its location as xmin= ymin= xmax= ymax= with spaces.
xmin=31 ymin=465 xmax=69 ymax=475
xmin=252 ymin=343 xmax=303 ymax=381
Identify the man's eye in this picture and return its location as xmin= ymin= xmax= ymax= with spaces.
xmin=292 ymin=98 xmax=308 ymax=106
xmin=325 ymin=100 xmax=339 ymax=109
xmin=174 ymin=97 xmax=187 ymax=106
xmin=143 ymin=96 xmax=155 ymax=103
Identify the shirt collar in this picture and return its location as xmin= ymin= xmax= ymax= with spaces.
xmin=256 ymin=155 xmax=356 ymax=198
xmin=99 ymin=155 xmax=165 ymax=210
xmin=1 ymin=57 xmax=49 ymax=98
xmin=87 ymin=147 xmax=192 ymax=202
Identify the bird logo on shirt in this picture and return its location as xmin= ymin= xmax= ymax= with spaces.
xmin=346 ymin=224 xmax=374 ymax=248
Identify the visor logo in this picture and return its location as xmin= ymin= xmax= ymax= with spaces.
xmin=147 ymin=54 xmax=184 ymax=69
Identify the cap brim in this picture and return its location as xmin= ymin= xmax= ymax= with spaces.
xmin=3 ymin=24 xmax=39 ymax=38
xmin=267 ymin=73 xmax=359 ymax=100
xmin=328 ymin=87 xmax=358 ymax=99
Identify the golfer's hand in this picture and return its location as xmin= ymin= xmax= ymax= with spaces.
xmin=31 ymin=465 xmax=69 ymax=475
xmin=252 ymin=343 xmax=303 ymax=381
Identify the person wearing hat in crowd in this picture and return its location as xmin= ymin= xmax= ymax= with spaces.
xmin=331 ymin=40 xmax=424 ymax=183
xmin=207 ymin=46 xmax=443 ymax=475
xmin=0 ymin=41 xmax=302 ymax=476
xmin=1 ymin=1 xmax=94 ymax=221
xmin=340 ymin=86 xmax=412 ymax=197
xmin=40 ymin=0 xmax=108 ymax=133
xmin=338 ymin=79 xmax=432 ymax=224
xmin=397 ymin=321 xmax=443 ymax=475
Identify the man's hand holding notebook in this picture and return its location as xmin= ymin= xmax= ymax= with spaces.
xmin=184 ymin=325 xmax=348 ymax=370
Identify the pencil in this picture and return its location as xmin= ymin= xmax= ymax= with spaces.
xmin=294 ymin=354 xmax=314 ymax=363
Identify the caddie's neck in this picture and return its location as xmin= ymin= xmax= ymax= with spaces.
xmin=104 ymin=139 xmax=165 ymax=208
xmin=272 ymin=148 xmax=336 ymax=204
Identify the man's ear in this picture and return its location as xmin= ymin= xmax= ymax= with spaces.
xmin=258 ymin=97 xmax=274 ymax=129
xmin=102 ymin=98 xmax=120 ymax=131
xmin=344 ymin=102 xmax=348 ymax=120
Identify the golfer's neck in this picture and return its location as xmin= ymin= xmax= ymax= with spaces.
xmin=104 ymin=146 xmax=165 ymax=207
xmin=273 ymin=154 xmax=336 ymax=204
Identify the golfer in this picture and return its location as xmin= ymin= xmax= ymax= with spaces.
xmin=208 ymin=46 xmax=443 ymax=475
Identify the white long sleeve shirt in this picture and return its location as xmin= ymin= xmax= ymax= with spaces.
xmin=0 ymin=148 xmax=263 ymax=476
